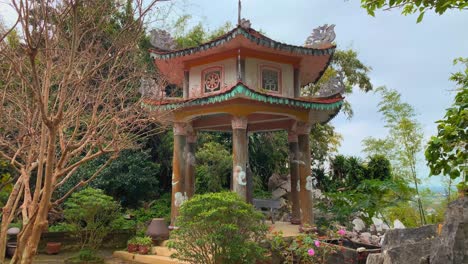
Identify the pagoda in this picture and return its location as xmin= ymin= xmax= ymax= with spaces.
xmin=143 ymin=17 xmax=344 ymax=228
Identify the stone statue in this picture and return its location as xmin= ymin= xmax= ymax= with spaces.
xmin=313 ymin=71 xmax=345 ymax=98
xmin=149 ymin=29 xmax=176 ymax=51
xmin=305 ymin=24 xmax=336 ymax=48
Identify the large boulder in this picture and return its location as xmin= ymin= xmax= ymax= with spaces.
xmin=381 ymin=224 xmax=437 ymax=250
xmin=366 ymin=225 xmax=437 ymax=264
xmin=429 ymin=197 xmax=467 ymax=264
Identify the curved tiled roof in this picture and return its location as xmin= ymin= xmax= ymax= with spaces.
xmin=142 ymin=82 xmax=343 ymax=111
xmin=149 ymin=26 xmax=336 ymax=60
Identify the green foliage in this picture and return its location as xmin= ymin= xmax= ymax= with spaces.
xmin=135 ymin=236 xmax=152 ymax=247
xmin=172 ymin=15 xmax=232 ymax=49
xmin=195 ymin=142 xmax=232 ymax=194
xmin=0 ymin=160 xmax=14 ymax=207
xmin=64 ymin=188 xmax=121 ymax=250
xmin=310 ymin=124 xmax=343 ymax=166
xmin=168 ymin=192 xmax=268 ymax=264
xmin=362 ymin=86 xmax=426 ymax=224
xmin=48 ymin=223 xmax=77 ymax=233
xmin=270 ymin=231 xmax=337 ymax=264
xmin=249 ymin=132 xmax=289 ymax=189
xmin=426 ymin=58 xmax=467 ymax=182
xmin=56 ymin=150 xmax=160 ymax=208
xmin=317 ymin=155 xmax=412 ymax=225
xmin=304 ymin=49 xmax=373 ymax=117
xmin=361 ymin=0 xmax=468 ymax=22
xmin=384 ymin=201 xmax=421 ymax=227
xmin=129 ymin=192 xmax=172 ymax=230
xmin=367 ymin=155 xmax=392 ymax=181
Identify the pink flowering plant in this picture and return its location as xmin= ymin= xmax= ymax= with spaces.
xmin=270 ymin=231 xmax=337 ymax=264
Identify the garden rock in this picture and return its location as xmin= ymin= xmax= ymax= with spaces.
xmin=429 ymin=197 xmax=467 ymax=264
xmin=352 ymin=217 xmax=366 ymax=232
xmin=366 ymin=225 xmax=437 ymax=264
xmin=372 ymin=217 xmax=389 ymax=232
xmin=366 ymin=253 xmax=383 ymax=264
xmin=393 ymin=219 xmax=405 ymax=229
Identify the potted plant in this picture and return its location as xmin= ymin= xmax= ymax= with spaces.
xmin=127 ymin=237 xmax=139 ymax=253
xmin=137 ymin=236 xmax=153 ymax=255
xmin=46 ymin=242 xmax=62 ymax=255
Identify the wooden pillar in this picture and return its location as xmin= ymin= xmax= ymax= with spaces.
xmin=183 ymin=70 xmax=189 ymax=99
xmin=185 ymin=127 xmax=197 ymax=198
xmin=293 ymin=68 xmax=300 ymax=98
xmin=170 ymin=123 xmax=187 ymax=229
xmin=297 ymin=122 xmax=314 ymax=225
xmin=288 ymin=130 xmax=301 ymax=225
xmin=231 ymin=116 xmax=248 ymax=200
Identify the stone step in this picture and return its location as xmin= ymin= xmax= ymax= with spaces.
xmin=151 ymin=246 xmax=176 ymax=257
xmin=113 ymin=251 xmax=178 ymax=264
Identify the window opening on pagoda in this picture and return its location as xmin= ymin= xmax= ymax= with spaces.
xmin=202 ymin=66 xmax=223 ymax=94
xmin=164 ymin=84 xmax=182 ymax=98
xmin=260 ymin=66 xmax=281 ymax=93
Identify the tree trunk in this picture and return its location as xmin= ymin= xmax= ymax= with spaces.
xmin=0 ymin=177 xmax=24 ymax=263
xmin=13 ymin=129 xmax=57 ymax=264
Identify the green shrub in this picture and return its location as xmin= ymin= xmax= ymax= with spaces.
xmin=64 ymin=188 xmax=120 ymax=250
xmin=168 ymin=192 xmax=268 ymax=264
xmin=48 ymin=222 xmax=77 ymax=232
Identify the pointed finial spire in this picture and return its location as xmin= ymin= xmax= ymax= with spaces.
xmin=238 ymin=0 xmax=242 ymax=25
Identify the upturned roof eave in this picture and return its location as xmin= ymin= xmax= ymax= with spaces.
xmin=142 ymin=82 xmax=343 ymax=112
xmin=149 ymin=26 xmax=336 ymax=60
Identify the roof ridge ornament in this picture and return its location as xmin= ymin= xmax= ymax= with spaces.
xmin=240 ymin=18 xmax=252 ymax=29
xmin=313 ymin=71 xmax=345 ymax=98
xmin=305 ymin=24 xmax=336 ymax=48
xmin=149 ymin=29 xmax=176 ymax=51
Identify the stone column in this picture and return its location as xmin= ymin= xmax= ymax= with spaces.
xmin=185 ymin=127 xmax=197 ymax=198
xmin=297 ymin=122 xmax=314 ymax=225
xmin=231 ymin=116 xmax=248 ymax=200
xmin=288 ymin=130 xmax=301 ymax=225
xmin=170 ymin=123 xmax=187 ymax=229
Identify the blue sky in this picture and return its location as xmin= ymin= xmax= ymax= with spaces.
xmin=1 ymin=0 xmax=466 ymax=188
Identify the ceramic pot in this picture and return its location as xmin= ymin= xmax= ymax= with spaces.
xmin=127 ymin=244 xmax=138 ymax=253
xmin=6 ymin=242 xmax=16 ymax=258
xmin=138 ymin=245 xmax=150 ymax=255
xmin=46 ymin=242 xmax=62 ymax=254
xmin=145 ymin=218 xmax=169 ymax=242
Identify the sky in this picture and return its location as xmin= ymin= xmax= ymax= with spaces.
xmin=1 ymin=0 xmax=466 ymax=189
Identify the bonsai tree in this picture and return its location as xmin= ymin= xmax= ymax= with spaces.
xmin=168 ymin=192 xmax=268 ymax=264
xmin=63 ymin=188 xmax=120 ymax=251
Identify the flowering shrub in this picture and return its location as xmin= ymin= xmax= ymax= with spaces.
xmin=270 ymin=231 xmax=337 ymax=263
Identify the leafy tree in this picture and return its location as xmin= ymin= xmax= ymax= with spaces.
xmin=425 ymin=58 xmax=467 ymax=184
xmin=362 ymin=87 xmax=426 ymax=225
xmin=249 ymin=132 xmax=289 ymax=188
xmin=56 ymin=150 xmax=160 ymax=208
xmin=367 ymin=155 xmax=392 ymax=181
xmin=0 ymin=1 xmax=162 ymax=262
xmin=195 ymin=141 xmax=232 ymax=194
xmin=304 ymin=49 xmax=373 ymax=117
xmin=168 ymin=192 xmax=268 ymax=264
xmin=361 ymin=0 xmax=468 ymax=22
